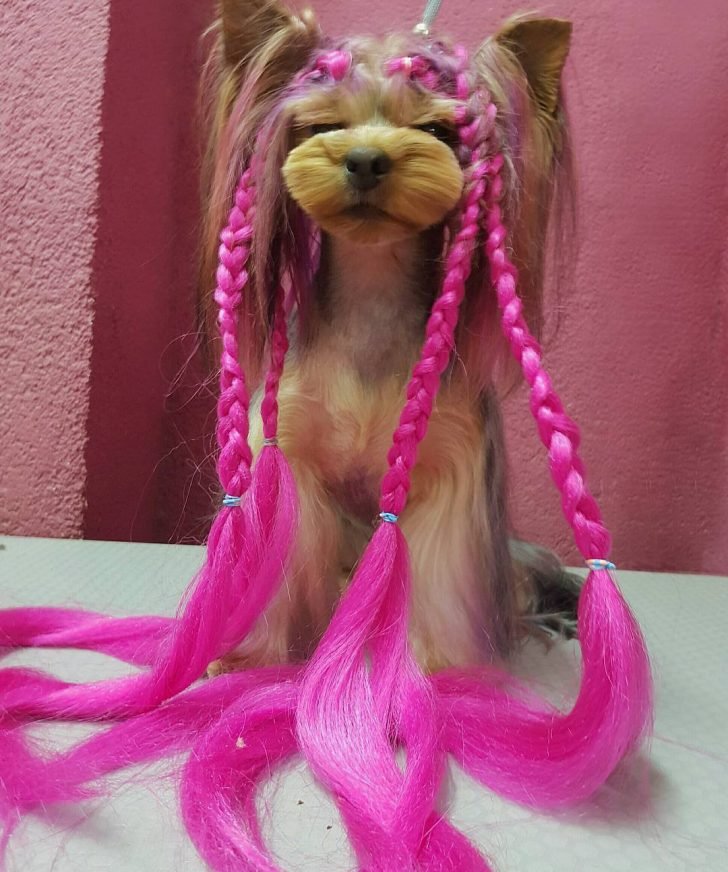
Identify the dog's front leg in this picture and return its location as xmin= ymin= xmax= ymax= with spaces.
xmin=208 ymin=426 xmax=343 ymax=674
xmin=401 ymin=437 xmax=517 ymax=672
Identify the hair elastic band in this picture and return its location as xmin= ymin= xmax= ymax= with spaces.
xmin=222 ymin=494 xmax=242 ymax=508
xmin=379 ymin=512 xmax=399 ymax=524
xmin=263 ymin=437 xmax=279 ymax=447
xmin=586 ymin=558 xmax=616 ymax=571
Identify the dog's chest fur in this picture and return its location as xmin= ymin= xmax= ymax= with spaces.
xmin=274 ymin=234 xmax=481 ymax=524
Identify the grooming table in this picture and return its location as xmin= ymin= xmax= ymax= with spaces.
xmin=1 ymin=535 xmax=726 ymax=871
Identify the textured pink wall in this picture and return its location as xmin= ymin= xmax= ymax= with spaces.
xmin=1 ymin=1 xmax=726 ymax=574
xmin=0 ymin=1 xmax=110 ymax=538
xmin=0 ymin=0 xmax=215 ymax=545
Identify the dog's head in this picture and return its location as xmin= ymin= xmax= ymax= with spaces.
xmin=281 ymin=41 xmax=466 ymax=246
xmin=201 ymin=1 xmax=572 ymax=384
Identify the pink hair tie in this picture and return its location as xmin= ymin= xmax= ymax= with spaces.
xmin=298 ymin=50 xmax=353 ymax=85
xmin=384 ymin=56 xmax=413 ymax=77
xmin=586 ymin=558 xmax=617 ymax=571
xmin=317 ymin=50 xmax=352 ymax=81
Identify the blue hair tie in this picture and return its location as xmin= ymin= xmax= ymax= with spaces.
xmin=586 ymin=558 xmax=616 ymax=571
xmin=379 ymin=512 xmax=399 ymax=524
xmin=222 ymin=494 xmax=242 ymax=508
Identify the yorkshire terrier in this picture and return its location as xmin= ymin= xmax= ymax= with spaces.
xmin=203 ymin=1 xmax=581 ymax=674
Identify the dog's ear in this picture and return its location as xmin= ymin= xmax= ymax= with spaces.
xmin=200 ymin=2 xmax=321 ymax=381
xmin=221 ymin=1 xmax=319 ymax=76
xmin=463 ymin=19 xmax=572 ymax=391
xmin=494 ymin=18 xmax=571 ymax=118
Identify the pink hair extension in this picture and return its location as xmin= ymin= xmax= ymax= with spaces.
xmin=0 ymin=167 xmax=298 ymax=832
xmin=0 ymin=169 xmax=280 ymax=720
xmin=0 ymin=43 xmax=652 ymax=872
xmin=295 ymin=50 xmax=495 ymax=870
xmin=428 ymin=147 xmax=652 ymax=808
xmin=219 ymin=276 xmax=298 ymax=654
xmin=298 ymin=48 xmax=352 ymax=84
xmin=0 ymin=607 xmax=171 ymax=666
xmin=260 ymin=286 xmax=289 ymax=443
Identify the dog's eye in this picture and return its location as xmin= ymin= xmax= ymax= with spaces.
xmin=415 ymin=122 xmax=457 ymax=146
xmin=310 ymin=123 xmax=344 ymax=136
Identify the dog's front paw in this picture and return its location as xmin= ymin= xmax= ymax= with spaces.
xmin=206 ymin=651 xmax=253 ymax=678
xmin=206 ymin=636 xmax=290 ymax=677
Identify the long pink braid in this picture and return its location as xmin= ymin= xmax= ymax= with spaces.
xmin=0 ymin=168 xmax=300 ymax=842
xmin=486 ymin=153 xmax=606 ymax=559
xmin=296 ymin=48 xmax=494 ymax=872
xmin=429 ymin=147 xmax=652 ymax=808
xmin=219 ymin=274 xmax=299 ymax=653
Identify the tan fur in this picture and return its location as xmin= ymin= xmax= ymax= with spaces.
xmin=238 ymin=358 xmax=492 ymax=667
xmin=283 ymin=127 xmax=463 ymax=244
xmin=205 ymin=3 xmax=573 ymax=675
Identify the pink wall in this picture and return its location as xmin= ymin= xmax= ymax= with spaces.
xmin=82 ymin=0 xmax=215 ymax=543
xmin=1 ymin=0 xmax=726 ymax=573
xmin=0 ymin=1 xmax=110 ymax=538
xmin=0 ymin=0 xmax=216 ymax=545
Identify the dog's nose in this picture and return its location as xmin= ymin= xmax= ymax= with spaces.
xmin=345 ymin=147 xmax=392 ymax=191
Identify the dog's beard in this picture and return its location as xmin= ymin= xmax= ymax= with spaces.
xmin=282 ymin=127 xmax=463 ymax=245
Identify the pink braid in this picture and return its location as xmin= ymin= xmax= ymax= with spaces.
xmin=218 ymin=277 xmax=299 ymax=650
xmin=259 ymin=285 xmax=289 ymax=442
xmin=379 ymin=62 xmax=491 ymax=518
xmin=214 ymin=168 xmax=255 ymax=498
xmin=483 ymin=151 xmax=609 ymax=560
xmin=379 ymin=163 xmax=486 ymax=515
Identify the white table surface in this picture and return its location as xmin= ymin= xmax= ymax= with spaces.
xmin=1 ymin=535 xmax=727 ymax=871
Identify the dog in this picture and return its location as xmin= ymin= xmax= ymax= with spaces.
xmin=202 ymin=1 xmax=581 ymax=674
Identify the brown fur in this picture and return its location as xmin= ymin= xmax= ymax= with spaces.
xmin=203 ymin=3 xmax=575 ymax=675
